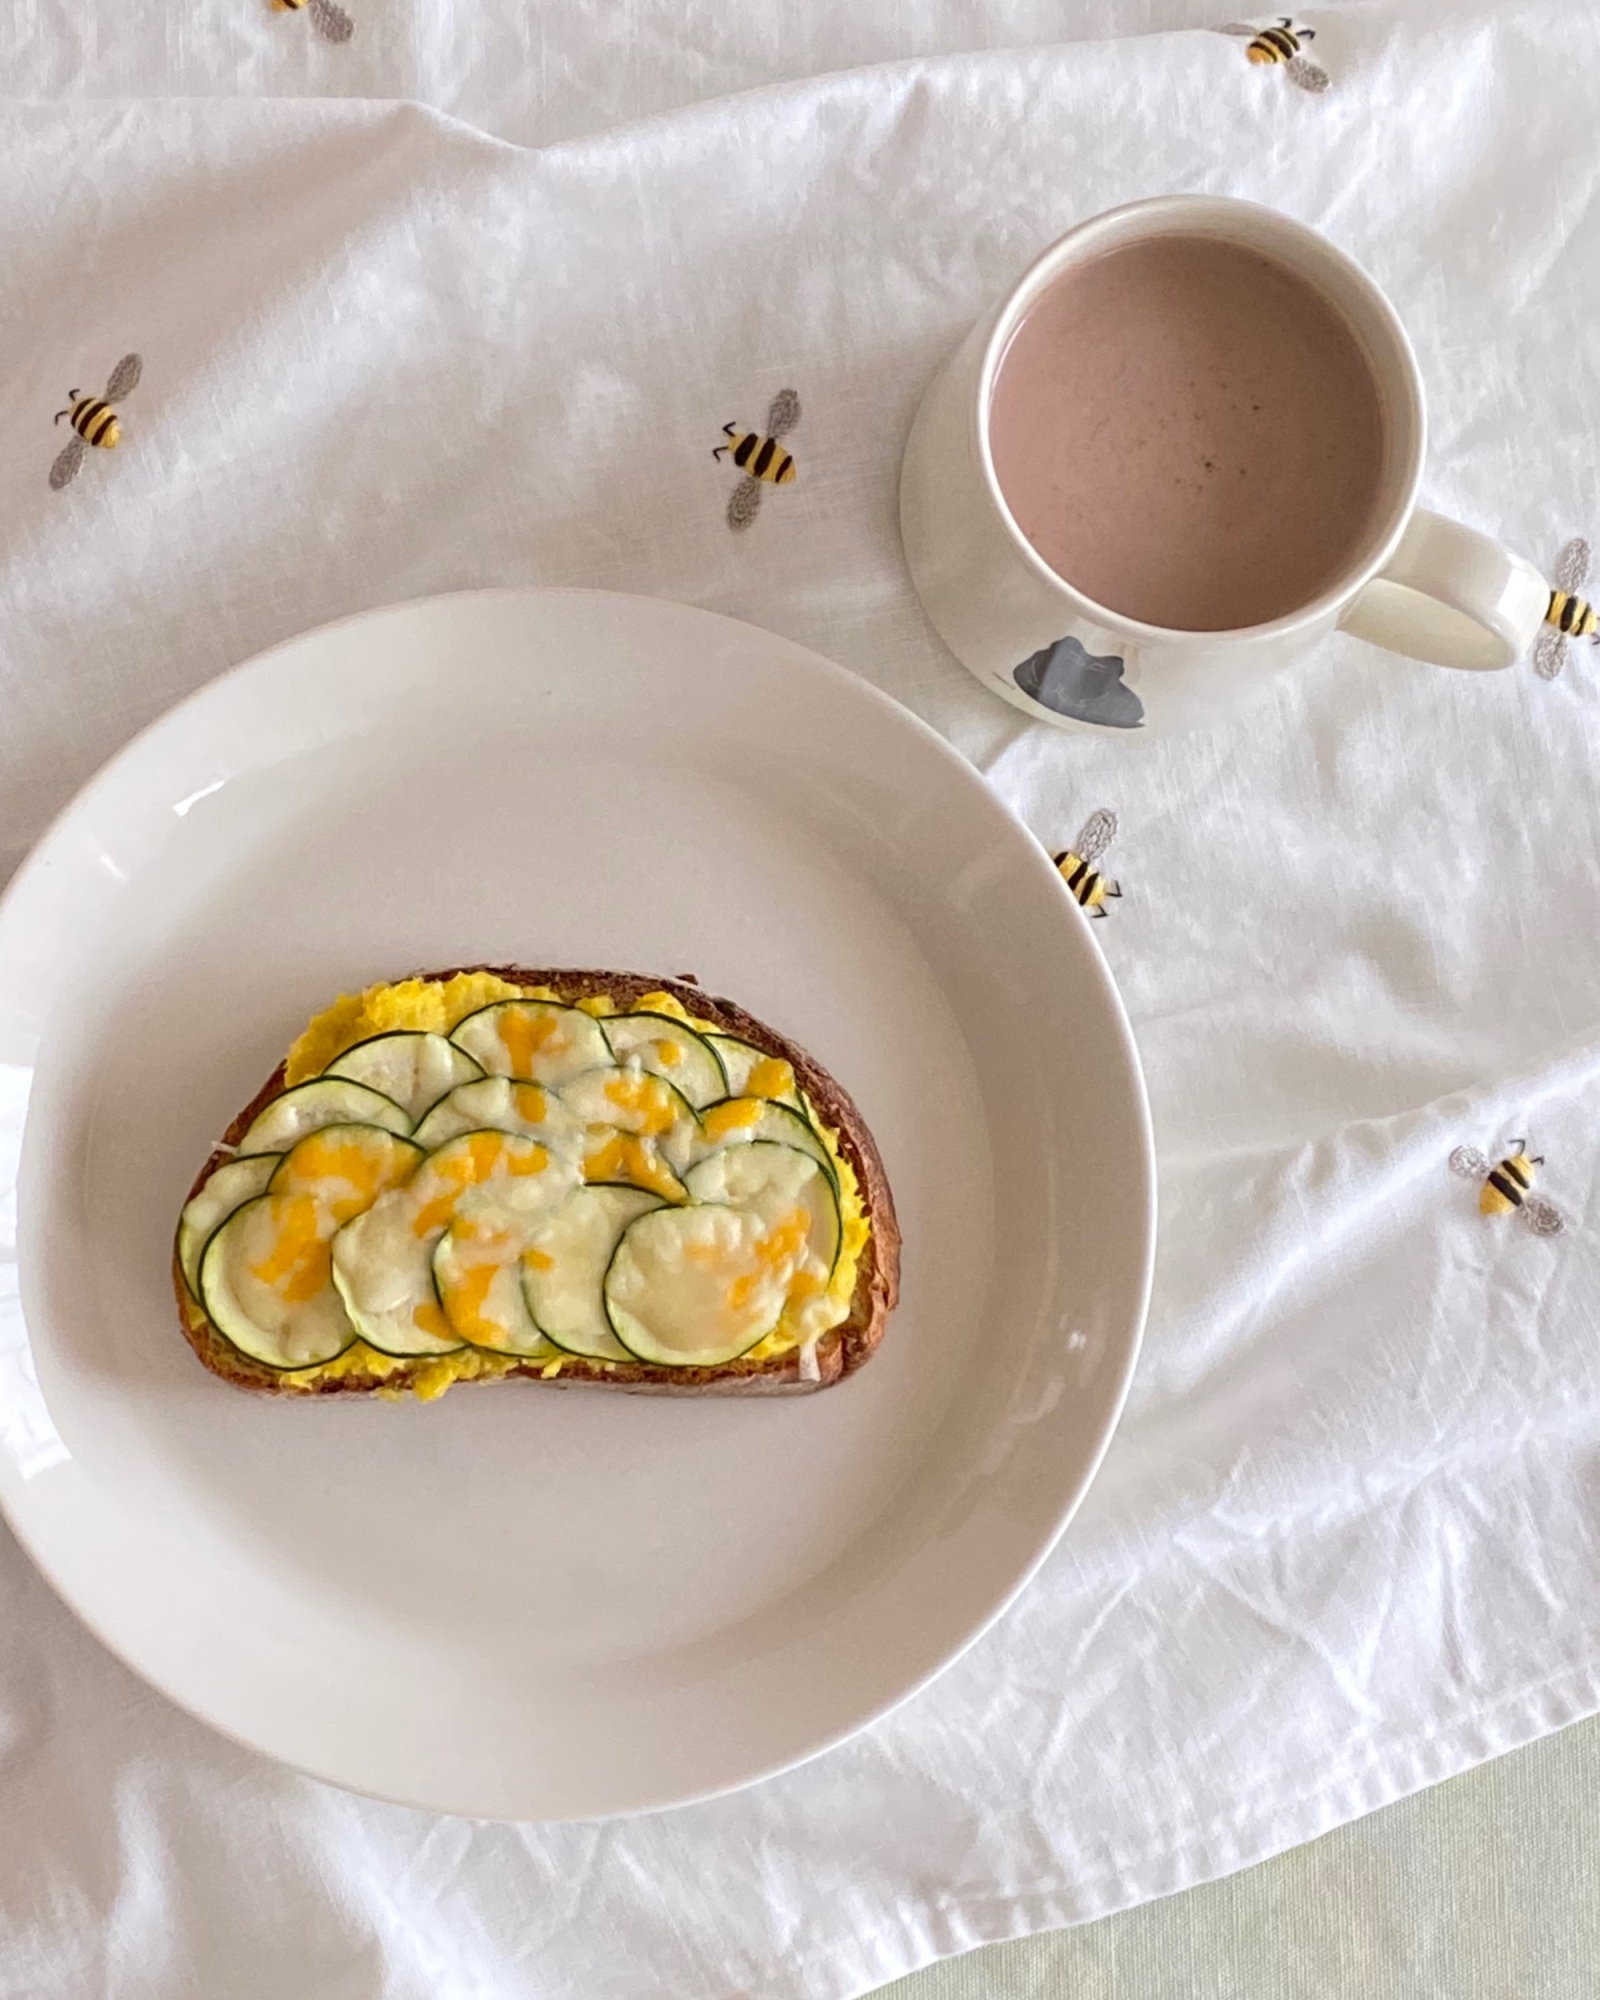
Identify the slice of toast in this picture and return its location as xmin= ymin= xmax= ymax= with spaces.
xmin=174 ymin=967 xmax=899 ymax=1397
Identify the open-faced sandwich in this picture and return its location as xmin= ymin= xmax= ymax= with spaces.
xmin=173 ymin=966 xmax=899 ymax=1399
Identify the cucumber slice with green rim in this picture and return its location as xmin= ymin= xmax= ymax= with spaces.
xmin=695 ymin=1097 xmax=836 ymax=1181
xmin=450 ymin=1000 xmax=613 ymax=1087
xmin=432 ymin=1219 xmax=555 ymax=1357
xmin=325 ymin=1031 xmax=484 ymax=1123
xmin=603 ymin=1203 xmax=795 ymax=1368
xmin=267 ymin=1124 xmax=426 ymax=1209
xmin=198 ymin=1194 xmax=357 ymax=1370
xmin=411 ymin=1076 xmax=584 ymax=1158
xmin=704 ymin=1034 xmax=803 ymax=1110
xmin=240 ymin=1077 xmax=412 ymax=1154
xmin=331 ymin=1129 xmax=576 ymax=1357
xmin=560 ymin=1067 xmax=701 ymax=1172
xmin=176 ymin=1153 xmax=280 ymax=1300
xmin=523 ymin=1185 xmax=662 ymax=1360
xmin=602 ymin=1013 xmax=726 ymax=1109
xmin=683 ymin=1139 xmax=841 ymax=1280
xmin=330 ymin=1188 xmax=463 ymax=1358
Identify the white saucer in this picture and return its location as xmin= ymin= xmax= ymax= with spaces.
xmin=0 ymin=590 xmax=1154 ymax=1820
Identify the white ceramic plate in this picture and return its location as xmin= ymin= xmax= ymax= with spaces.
xmin=0 ymin=591 xmax=1154 ymax=1821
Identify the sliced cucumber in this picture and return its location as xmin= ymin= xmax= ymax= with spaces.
xmin=705 ymin=1034 xmax=803 ymax=1110
xmin=412 ymin=1076 xmax=584 ymax=1160
xmin=325 ymin=1031 xmax=484 ymax=1123
xmin=450 ymin=1000 xmax=613 ymax=1087
xmin=602 ymin=1013 xmax=726 ymax=1109
xmin=198 ymin=1193 xmax=356 ymax=1370
xmin=240 ymin=1077 xmax=412 ymax=1154
xmin=330 ymin=1129 xmax=576 ymax=1356
xmin=267 ymin=1124 xmax=425 ymax=1215
xmin=523 ymin=1185 xmax=662 ymax=1360
xmin=603 ymin=1203 xmax=791 ymax=1368
xmin=695 ymin=1097 xmax=835 ymax=1181
xmin=432 ymin=1220 xmax=554 ymax=1357
xmin=176 ymin=1154 xmax=279 ymax=1301
xmin=561 ymin=1067 xmax=701 ymax=1171
xmin=329 ymin=1187 xmax=463 ymax=1358
xmin=684 ymin=1140 xmax=841 ymax=1279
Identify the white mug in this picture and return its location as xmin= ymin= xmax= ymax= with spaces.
xmin=899 ymin=195 xmax=1553 ymax=737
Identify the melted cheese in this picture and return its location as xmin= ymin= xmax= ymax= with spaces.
xmin=272 ymin=1127 xmax=419 ymax=1220
xmin=747 ymin=1056 xmax=795 ymax=1100
xmin=701 ymin=1098 xmax=763 ymax=1140
xmin=582 ymin=1130 xmax=685 ymax=1202
xmin=408 ymin=1131 xmax=553 ymax=1235
xmin=494 ymin=1007 xmax=560 ymax=1077
xmin=601 ymin=1071 xmax=678 ymax=1135
xmin=248 ymin=1194 xmax=330 ymax=1302
xmin=205 ymin=976 xmax=871 ymax=1396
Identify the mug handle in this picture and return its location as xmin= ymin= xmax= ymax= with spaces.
xmin=1338 ymin=508 xmax=1550 ymax=671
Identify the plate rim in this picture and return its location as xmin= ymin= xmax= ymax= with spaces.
xmin=0 ymin=586 xmax=1157 ymax=1819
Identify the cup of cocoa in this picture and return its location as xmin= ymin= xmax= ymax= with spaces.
xmin=900 ymin=195 xmax=1551 ymax=736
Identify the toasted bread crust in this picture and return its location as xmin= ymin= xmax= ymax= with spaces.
xmin=175 ymin=967 xmax=899 ymax=1398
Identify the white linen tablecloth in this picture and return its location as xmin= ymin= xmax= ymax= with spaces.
xmin=4 ymin=5 xmax=1600 ymax=1995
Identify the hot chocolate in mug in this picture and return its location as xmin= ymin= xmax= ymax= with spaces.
xmin=899 ymin=195 xmax=1555 ymax=737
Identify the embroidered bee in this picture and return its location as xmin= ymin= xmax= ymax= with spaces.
xmin=273 ymin=0 xmax=354 ymax=44
xmin=715 ymin=389 xmax=800 ymax=531
xmin=50 ymin=353 xmax=143 ymax=492
xmin=1052 ymin=809 xmax=1122 ymax=919
xmin=1449 ymin=1141 xmax=1565 ymax=1237
xmin=1533 ymin=537 xmax=1597 ymax=680
xmin=1219 ymin=17 xmax=1329 ymax=92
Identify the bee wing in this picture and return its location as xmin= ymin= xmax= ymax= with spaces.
xmin=727 ymin=477 xmax=764 ymax=531
xmin=48 ymin=436 xmax=87 ymax=490
xmin=104 ymin=352 xmax=142 ymax=402
xmin=1286 ymin=56 xmax=1330 ymax=92
xmin=1072 ymin=807 xmax=1118 ymax=866
xmin=1553 ymin=535 xmax=1592 ymax=595
xmin=1533 ymin=624 xmax=1569 ymax=681
xmin=1520 ymin=1195 xmax=1565 ymax=1237
xmin=310 ymin=0 xmax=355 ymax=40
xmin=765 ymin=388 xmax=801 ymax=440
xmin=1218 ymin=23 xmax=1259 ymax=34
xmin=1449 ymin=1145 xmax=1490 ymax=1181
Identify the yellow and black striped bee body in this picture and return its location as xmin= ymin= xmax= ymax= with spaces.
xmin=1052 ymin=808 xmax=1121 ymax=919
xmin=1245 ymin=17 xmax=1305 ymax=63
xmin=50 ymin=352 xmax=143 ymax=492
xmin=716 ymin=388 xmax=800 ymax=531
xmin=1534 ymin=538 xmax=1598 ymax=680
xmin=1449 ymin=1141 xmax=1565 ymax=1236
xmin=719 ymin=427 xmax=796 ymax=487
xmin=1546 ymin=589 xmax=1597 ymax=641
xmin=1219 ymin=17 xmax=1329 ymax=92
xmin=64 ymin=394 xmax=121 ymax=450
xmin=274 ymin=0 xmax=354 ymax=43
